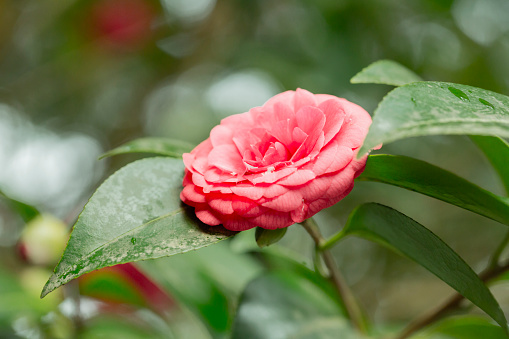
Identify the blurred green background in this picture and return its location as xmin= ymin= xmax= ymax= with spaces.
xmin=1 ymin=0 xmax=509 ymax=338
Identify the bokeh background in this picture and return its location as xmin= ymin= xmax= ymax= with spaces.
xmin=1 ymin=0 xmax=509 ymax=338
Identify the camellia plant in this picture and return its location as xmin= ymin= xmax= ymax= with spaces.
xmin=41 ymin=60 xmax=509 ymax=338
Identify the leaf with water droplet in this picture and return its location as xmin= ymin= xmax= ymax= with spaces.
xmin=343 ymin=203 xmax=508 ymax=332
xmin=41 ymin=158 xmax=234 ymax=298
xmin=448 ymin=87 xmax=469 ymax=102
xmin=359 ymin=81 xmax=509 ymax=155
xmin=479 ymin=98 xmax=495 ymax=109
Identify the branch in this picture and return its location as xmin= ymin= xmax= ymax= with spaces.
xmin=300 ymin=218 xmax=367 ymax=333
xmin=489 ymin=230 xmax=509 ymax=269
xmin=395 ymin=260 xmax=509 ymax=339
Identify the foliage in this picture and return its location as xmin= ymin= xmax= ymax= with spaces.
xmin=34 ymin=59 xmax=509 ymax=338
xmin=3 ymin=1 xmax=509 ymax=338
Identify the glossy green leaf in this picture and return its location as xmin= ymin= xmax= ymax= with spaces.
xmin=41 ymin=158 xmax=234 ymax=298
xmin=470 ymin=136 xmax=509 ymax=195
xmin=351 ymin=60 xmax=422 ymax=86
xmin=350 ymin=62 xmax=509 ymax=198
xmin=255 ymin=227 xmax=287 ymax=248
xmin=357 ymin=154 xmax=509 ymax=226
xmin=350 ymin=61 xmax=509 ymax=198
xmin=99 ymin=137 xmax=194 ymax=159
xmin=359 ymin=82 xmax=509 ymax=155
xmin=412 ymin=316 xmax=508 ymax=339
xmin=343 ymin=203 xmax=507 ymax=331
xmin=231 ymin=269 xmax=357 ymax=339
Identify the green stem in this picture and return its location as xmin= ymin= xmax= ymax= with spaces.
xmin=300 ymin=218 xmax=367 ymax=334
xmin=64 ymin=280 xmax=83 ymax=336
xmin=320 ymin=229 xmax=347 ymax=251
xmin=313 ymin=246 xmax=328 ymax=277
xmin=489 ymin=230 xmax=509 ymax=269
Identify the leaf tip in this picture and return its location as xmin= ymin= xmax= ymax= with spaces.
xmin=40 ymin=278 xmax=55 ymax=299
xmin=97 ymin=152 xmax=112 ymax=160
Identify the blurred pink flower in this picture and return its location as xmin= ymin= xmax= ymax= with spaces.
xmin=89 ymin=0 xmax=154 ymax=51
xmin=181 ymin=89 xmax=373 ymax=231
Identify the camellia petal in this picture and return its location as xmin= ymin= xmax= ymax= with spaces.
xmin=295 ymin=175 xmax=331 ymax=202
xmin=262 ymin=191 xmax=304 ymax=212
xmin=208 ymin=199 xmax=234 ymax=215
xmin=195 ymin=207 xmax=222 ymax=226
xmin=231 ymin=185 xmax=265 ymax=201
xmin=249 ymin=211 xmax=295 ymax=230
xmin=180 ymin=89 xmax=374 ymax=231
xmin=293 ymin=88 xmax=317 ymax=112
xmin=278 ymin=170 xmax=316 ymax=186
xmin=181 ymin=184 xmax=206 ymax=204
xmin=208 ymin=144 xmax=246 ymax=174
xmin=319 ymin=99 xmax=346 ymax=145
xmin=291 ymin=203 xmax=309 ymax=223
xmin=324 ymin=146 xmax=354 ymax=174
xmin=210 ymin=125 xmax=234 ymax=147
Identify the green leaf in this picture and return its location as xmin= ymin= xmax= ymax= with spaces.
xmin=412 ymin=316 xmax=508 ymax=339
xmin=99 ymin=138 xmax=195 ymax=159
xmin=350 ymin=61 xmax=509 ymax=197
xmin=0 ymin=190 xmax=39 ymax=222
xmin=81 ymin=310 xmax=214 ymax=339
xmin=231 ymin=269 xmax=357 ymax=339
xmin=81 ymin=317 xmax=168 ymax=339
xmin=350 ymin=60 xmax=422 ymax=87
xmin=343 ymin=203 xmax=507 ymax=331
xmin=359 ymin=82 xmax=509 ymax=155
xmin=351 ymin=61 xmax=509 ymax=198
xmin=80 ymin=268 xmax=147 ymax=307
xmin=357 ymin=154 xmax=509 ymax=226
xmin=41 ymin=157 xmax=233 ymax=298
xmin=255 ymin=227 xmax=287 ymax=248
xmin=79 ymin=263 xmax=174 ymax=315
xmin=139 ymin=241 xmax=263 ymax=335
xmin=470 ymin=136 xmax=509 ymax=195
xmin=0 ymin=267 xmax=58 ymax=322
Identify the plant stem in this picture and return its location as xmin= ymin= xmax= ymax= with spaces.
xmin=64 ymin=280 xmax=84 ymax=335
xmin=320 ymin=229 xmax=347 ymax=251
xmin=313 ymin=246 xmax=328 ymax=277
xmin=489 ymin=230 xmax=509 ymax=269
xmin=394 ymin=260 xmax=509 ymax=339
xmin=300 ymin=218 xmax=367 ymax=334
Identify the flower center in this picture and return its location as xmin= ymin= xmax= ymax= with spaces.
xmin=242 ymin=134 xmax=291 ymax=172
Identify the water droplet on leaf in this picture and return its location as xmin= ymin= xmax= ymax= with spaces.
xmin=448 ymin=87 xmax=469 ymax=102
xmin=478 ymin=98 xmax=495 ymax=109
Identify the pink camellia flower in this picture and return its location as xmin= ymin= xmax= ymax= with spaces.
xmin=180 ymin=89 xmax=373 ymax=231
